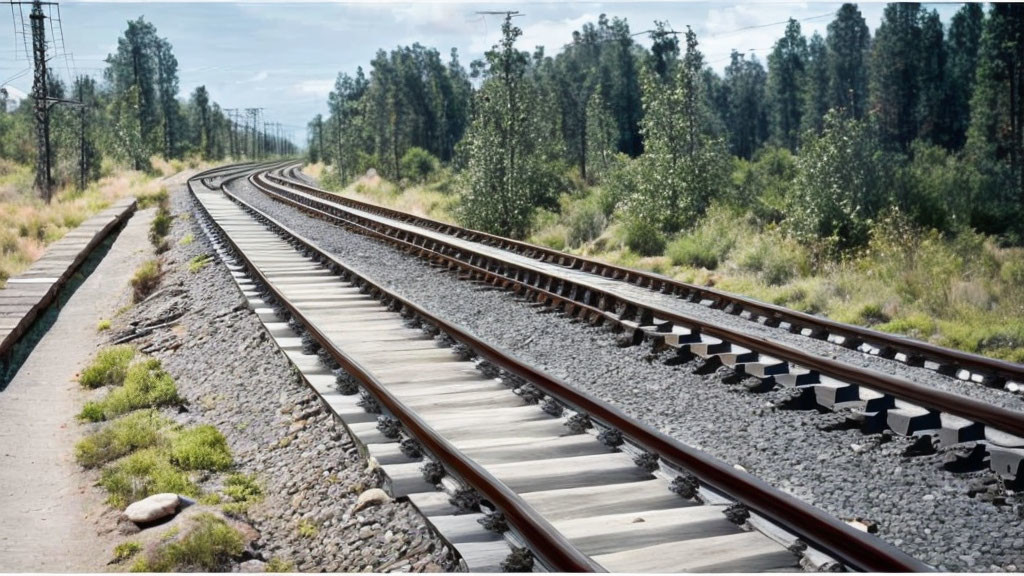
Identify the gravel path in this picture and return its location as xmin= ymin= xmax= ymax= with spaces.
xmin=226 ymin=178 xmax=1024 ymax=572
xmin=116 ymin=184 xmax=453 ymax=572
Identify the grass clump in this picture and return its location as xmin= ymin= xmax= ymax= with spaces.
xmin=100 ymin=448 xmax=198 ymax=508
xmin=169 ymin=425 xmax=233 ymax=471
xmin=79 ymin=345 xmax=136 ymax=389
xmin=113 ymin=541 xmax=142 ymax=563
xmin=296 ymin=519 xmax=318 ymax=538
xmin=265 ymin=557 xmax=294 ymax=572
xmin=131 ymin=259 xmax=162 ymax=303
xmin=187 ymin=254 xmax=211 ymax=273
xmin=75 ymin=409 xmax=170 ymax=468
xmin=137 ymin=187 xmax=168 ymax=210
xmin=79 ymin=358 xmax=181 ymax=422
xmin=178 ymin=233 xmax=194 ymax=246
xmin=130 ymin=513 xmax=244 ymax=572
xmin=96 ymin=318 xmax=111 ymax=332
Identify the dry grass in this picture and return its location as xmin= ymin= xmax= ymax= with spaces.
xmin=316 ymin=165 xmax=458 ymax=224
xmin=0 ymin=159 xmax=171 ymax=288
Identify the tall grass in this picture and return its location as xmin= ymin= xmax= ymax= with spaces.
xmin=0 ymin=159 xmax=171 ymax=288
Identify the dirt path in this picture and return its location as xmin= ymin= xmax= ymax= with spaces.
xmin=0 ymin=207 xmax=154 ymax=571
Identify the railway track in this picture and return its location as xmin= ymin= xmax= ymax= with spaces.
xmin=188 ymin=163 xmax=932 ymax=572
xmin=247 ymin=164 xmax=1024 ymax=489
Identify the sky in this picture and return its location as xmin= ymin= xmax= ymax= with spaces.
xmin=1 ymin=1 xmax=964 ymax=143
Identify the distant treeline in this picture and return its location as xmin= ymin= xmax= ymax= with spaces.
xmin=0 ymin=17 xmax=295 ymax=191
xmin=308 ymin=3 xmax=1024 ymax=250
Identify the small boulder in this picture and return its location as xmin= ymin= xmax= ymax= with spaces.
xmin=123 ymin=493 xmax=180 ymax=524
xmin=353 ymin=488 xmax=391 ymax=512
xmin=238 ymin=559 xmax=267 ymax=573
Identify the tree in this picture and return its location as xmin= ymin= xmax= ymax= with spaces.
xmin=826 ymin=3 xmax=871 ymax=118
xmin=723 ymin=51 xmax=768 ymax=159
xmin=459 ymin=15 xmax=558 ymax=238
xmin=621 ymin=27 xmax=728 ymax=235
xmin=869 ymin=3 xmax=923 ymax=150
xmin=965 ymin=4 xmax=1024 ymax=231
xmin=105 ymin=18 xmax=160 ymax=166
xmin=154 ymin=37 xmax=182 ymax=158
xmin=916 ymin=10 xmax=946 ymax=146
xmin=72 ymin=76 xmax=102 ymax=189
xmin=648 ymin=21 xmax=679 ymax=81
xmin=944 ymin=4 xmax=984 ymax=150
xmin=767 ymin=19 xmax=807 ymax=150
xmin=802 ymin=33 xmax=829 ymax=136
xmin=190 ymin=86 xmax=212 ymax=159
xmin=584 ymin=91 xmax=617 ymax=182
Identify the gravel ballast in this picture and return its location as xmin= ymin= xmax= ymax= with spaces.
xmin=224 ymin=176 xmax=1024 ymax=572
xmin=116 ymin=184 xmax=453 ymax=572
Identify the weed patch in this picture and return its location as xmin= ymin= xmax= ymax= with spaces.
xmin=79 ymin=345 xmax=136 ymax=389
xmin=131 ymin=259 xmax=162 ymax=302
xmin=79 ymin=358 xmax=181 ymax=422
xmin=75 ymin=410 xmax=171 ymax=468
xmin=187 ymin=254 xmax=211 ymax=273
xmin=130 ymin=513 xmax=244 ymax=572
xmin=169 ymin=425 xmax=233 ymax=471
xmin=100 ymin=448 xmax=198 ymax=508
xmin=113 ymin=541 xmax=142 ymax=563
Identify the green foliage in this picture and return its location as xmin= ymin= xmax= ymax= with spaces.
xmin=399 ymin=147 xmax=438 ymax=184
xmin=75 ymin=409 xmax=170 ymax=468
xmin=188 ymin=254 xmax=211 ymax=273
xmin=665 ymin=207 xmax=747 ymax=269
xmin=100 ymin=448 xmax=198 ymax=508
xmin=623 ymin=220 xmax=666 ymax=257
xmin=113 ymin=541 xmax=143 ymax=563
xmin=149 ymin=205 xmax=173 ymax=247
xmin=169 ymin=425 xmax=233 ymax=471
xmin=131 ymin=513 xmax=244 ymax=572
xmin=458 ymin=16 xmax=561 ymax=238
xmin=79 ymin=358 xmax=181 ymax=422
xmin=79 ymin=345 xmax=137 ymax=389
xmin=265 ymin=557 xmax=295 ymax=572
xmin=564 ymin=197 xmax=607 ymax=247
xmin=730 ymin=146 xmax=797 ymax=223
xmin=131 ymin=259 xmax=162 ymax=303
xmin=97 ymin=319 xmax=112 ymax=332
xmin=221 ymin=473 xmax=264 ymax=515
xmin=788 ymin=111 xmax=888 ymax=250
xmin=734 ymin=231 xmax=809 ymax=285
xmin=296 ymin=519 xmax=318 ymax=538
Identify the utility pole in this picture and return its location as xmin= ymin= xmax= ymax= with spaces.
xmin=225 ymin=108 xmax=238 ymax=159
xmin=29 ymin=0 xmax=50 ymax=201
xmin=77 ymin=79 xmax=85 ymax=191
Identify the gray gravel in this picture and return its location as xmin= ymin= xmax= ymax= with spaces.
xmin=222 ymin=177 xmax=1024 ymax=571
xmin=116 ymin=184 xmax=454 ymax=572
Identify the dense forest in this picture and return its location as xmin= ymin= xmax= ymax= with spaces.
xmin=0 ymin=17 xmax=295 ymax=192
xmin=307 ymin=3 xmax=1024 ymax=254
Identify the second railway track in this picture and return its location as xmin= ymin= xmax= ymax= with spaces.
xmin=246 ymin=164 xmax=1024 ymax=490
xmin=188 ymin=164 xmax=933 ymax=572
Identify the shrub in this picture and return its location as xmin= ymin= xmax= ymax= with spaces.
xmin=79 ymin=358 xmax=181 ymax=422
xmin=96 ymin=319 xmax=111 ymax=332
xmin=565 ymin=198 xmax=607 ymax=247
xmin=131 ymin=259 xmax=162 ymax=302
xmin=169 ymin=425 xmax=233 ymax=471
xmin=100 ymin=448 xmax=198 ymax=508
xmin=399 ymin=147 xmax=438 ymax=184
xmin=131 ymin=513 xmax=244 ymax=572
xmin=137 ymin=188 xmax=168 ymax=210
xmin=265 ymin=557 xmax=294 ymax=572
xmin=624 ymin=220 xmax=666 ymax=257
xmin=75 ymin=410 xmax=170 ymax=468
xmin=79 ymin=345 xmax=137 ymax=389
xmin=736 ymin=233 xmax=808 ymax=286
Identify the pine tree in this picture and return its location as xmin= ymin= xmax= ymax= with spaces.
xmin=802 ymin=33 xmax=829 ymax=136
xmin=916 ymin=10 xmax=946 ymax=146
xmin=826 ymin=3 xmax=871 ymax=117
xmin=723 ymin=51 xmax=767 ymax=159
xmin=767 ymin=19 xmax=807 ymax=150
xmin=944 ymin=3 xmax=984 ymax=150
xmin=869 ymin=3 xmax=923 ymax=150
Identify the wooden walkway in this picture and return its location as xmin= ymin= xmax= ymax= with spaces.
xmin=0 ymin=198 xmax=137 ymax=361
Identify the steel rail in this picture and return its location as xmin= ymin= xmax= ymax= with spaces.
xmin=250 ymin=170 xmax=1024 ymax=441
xmin=269 ymin=165 xmax=1024 ymax=387
xmin=211 ymin=168 xmax=933 ymax=572
xmin=191 ymin=169 xmax=605 ymax=573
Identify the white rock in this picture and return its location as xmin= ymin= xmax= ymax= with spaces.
xmin=123 ymin=493 xmax=180 ymax=524
xmin=353 ymin=488 xmax=391 ymax=512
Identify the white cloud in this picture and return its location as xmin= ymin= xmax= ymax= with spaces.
xmin=293 ymin=79 xmax=334 ymax=98
xmin=250 ymin=70 xmax=270 ymax=82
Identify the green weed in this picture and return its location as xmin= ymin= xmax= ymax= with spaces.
xmin=78 ymin=358 xmax=181 ymax=422
xmin=169 ymin=425 xmax=233 ymax=471
xmin=131 ymin=259 xmax=162 ymax=303
xmin=100 ymin=448 xmax=198 ymax=509
xmin=75 ymin=410 xmax=170 ymax=468
xmin=79 ymin=345 xmax=136 ymax=389
xmin=113 ymin=541 xmax=142 ymax=563
xmin=130 ymin=513 xmax=244 ymax=572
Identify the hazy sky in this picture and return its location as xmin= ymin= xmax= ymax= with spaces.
xmin=1 ymin=1 xmax=963 ymax=143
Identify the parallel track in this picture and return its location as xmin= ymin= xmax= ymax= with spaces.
xmin=248 ymin=165 xmax=1024 ymax=487
xmin=188 ymin=164 xmax=931 ymax=572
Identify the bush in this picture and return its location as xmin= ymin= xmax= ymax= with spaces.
xmin=131 ymin=259 xmax=162 ymax=302
xmin=169 ymin=425 xmax=232 ymax=471
xmin=565 ymin=198 xmax=607 ymax=247
xmin=736 ymin=232 xmax=808 ymax=286
xmin=79 ymin=345 xmax=137 ymax=389
xmin=79 ymin=358 xmax=181 ymax=422
xmin=75 ymin=410 xmax=170 ymax=468
xmin=100 ymin=448 xmax=198 ymax=508
xmin=665 ymin=208 xmax=747 ymax=269
xmin=624 ymin=220 xmax=666 ymax=257
xmin=399 ymin=147 xmax=438 ymax=184
xmin=131 ymin=514 xmax=244 ymax=572
xmin=149 ymin=206 xmax=173 ymax=247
